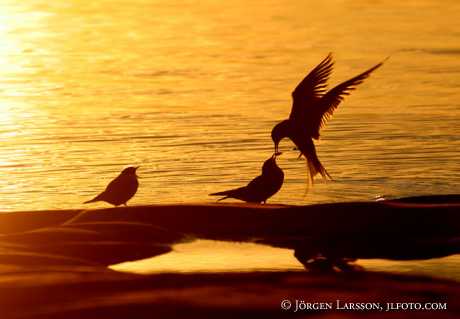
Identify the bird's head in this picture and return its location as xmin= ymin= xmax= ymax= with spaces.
xmin=271 ymin=120 xmax=290 ymax=154
xmin=121 ymin=166 xmax=140 ymax=177
xmin=262 ymin=152 xmax=281 ymax=174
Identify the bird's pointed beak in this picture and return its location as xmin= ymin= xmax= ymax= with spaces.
xmin=271 ymin=151 xmax=283 ymax=163
xmin=273 ymin=151 xmax=282 ymax=158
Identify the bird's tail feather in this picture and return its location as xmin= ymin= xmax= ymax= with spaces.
xmin=306 ymin=154 xmax=331 ymax=183
xmin=209 ymin=191 xmax=229 ymax=196
xmin=298 ymin=139 xmax=332 ymax=188
xmin=83 ymin=193 xmax=103 ymax=204
xmin=210 ymin=187 xmax=246 ymax=200
xmin=209 ymin=191 xmax=231 ymax=202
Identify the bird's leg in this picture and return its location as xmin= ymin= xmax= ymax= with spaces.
xmin=291 ymin=146 xmax=303 ymax=159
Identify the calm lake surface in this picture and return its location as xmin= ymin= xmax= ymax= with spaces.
xmin=0 ymin=0 xmax=458 ymax=277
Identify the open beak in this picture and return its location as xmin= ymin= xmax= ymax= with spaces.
xmin=274 ymin=143 xmax=282 ymax=157
xmin=272 ymin=151 xmax=282 ymax=158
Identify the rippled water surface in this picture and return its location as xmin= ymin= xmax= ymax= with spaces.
xmin=0 ymin=0 xmax=459 ymax=280
xmin=0 ymin=0 xmax=459 ymax=211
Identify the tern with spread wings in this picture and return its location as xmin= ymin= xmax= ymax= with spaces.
xmin=271 ymin=54 xmax=385 ymax=184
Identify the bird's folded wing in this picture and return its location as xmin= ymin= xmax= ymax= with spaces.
xmin=289 ymin=53 xmax=334 ymax=122
xmin=245 ymin=175 xmax=265 ymax=193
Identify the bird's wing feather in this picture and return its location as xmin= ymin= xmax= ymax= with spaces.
xmin=312 ymin=59 xmax=385 ymax=132
xmin=105 ymin=175 xmax=123 ymax=192
xmin=102 ymin=174 xmax=129 ymax=201
xmin=289 ymin=53 xmax=334 ymax=122
xmin=209 ymin=186 xmax=246 ymax=197
xmin=209 ymin=174 xmax=264 ymax=199
xmin=245 ymin=174 xmax=264 ymax=191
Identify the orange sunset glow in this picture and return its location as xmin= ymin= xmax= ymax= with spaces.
xmin=0 ymin=1 xmax=459 ymax=318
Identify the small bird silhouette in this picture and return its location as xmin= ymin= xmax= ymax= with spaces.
xmin=271 ymin=53 xmax=385 ymax=183
xmin=84 ymin=166 xmax=139 ymax=206
xmin=209 ymin=153 xmax=284 ymax=204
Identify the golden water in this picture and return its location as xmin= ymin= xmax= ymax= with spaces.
xmin=112 ymin=240 xmax=460 ymax=281
xmin=0 ymin=0 xmax=458 ymax=276
xmin=0 ymin=0 xmax=458 ymax=211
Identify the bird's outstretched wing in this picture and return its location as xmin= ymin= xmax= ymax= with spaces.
xmin=289 ymin=53 xmax=334 ymax=122
xmin=311 ymin=59 xmax=386 ymax=135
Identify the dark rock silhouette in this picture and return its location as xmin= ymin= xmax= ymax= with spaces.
xmin=1 ymin=194 xmax=458 ymax=270
xmin=84 ymin=166 xmax=139 ymax=206
xmin=209 ymin=154 xmax=284 ymax=204
xmin=271 ymin=54 xmax=385 ymax=183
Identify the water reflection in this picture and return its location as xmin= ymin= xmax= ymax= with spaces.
xmin=112 ymin=239 xmax=460 ymax=282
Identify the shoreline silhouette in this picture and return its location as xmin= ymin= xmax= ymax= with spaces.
xmin=0 ymin=195 xmax=459 ymax=318
xmin=1 ymin=194 xmax=458 ymax=267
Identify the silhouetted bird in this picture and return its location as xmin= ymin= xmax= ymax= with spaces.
xmin=271 ymin=53 xmax=385 ymax=183
xmin=84 ymin=166 xmax=139 ymax=206
xmin=209 ymin=154 xmax=284 ymax=204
